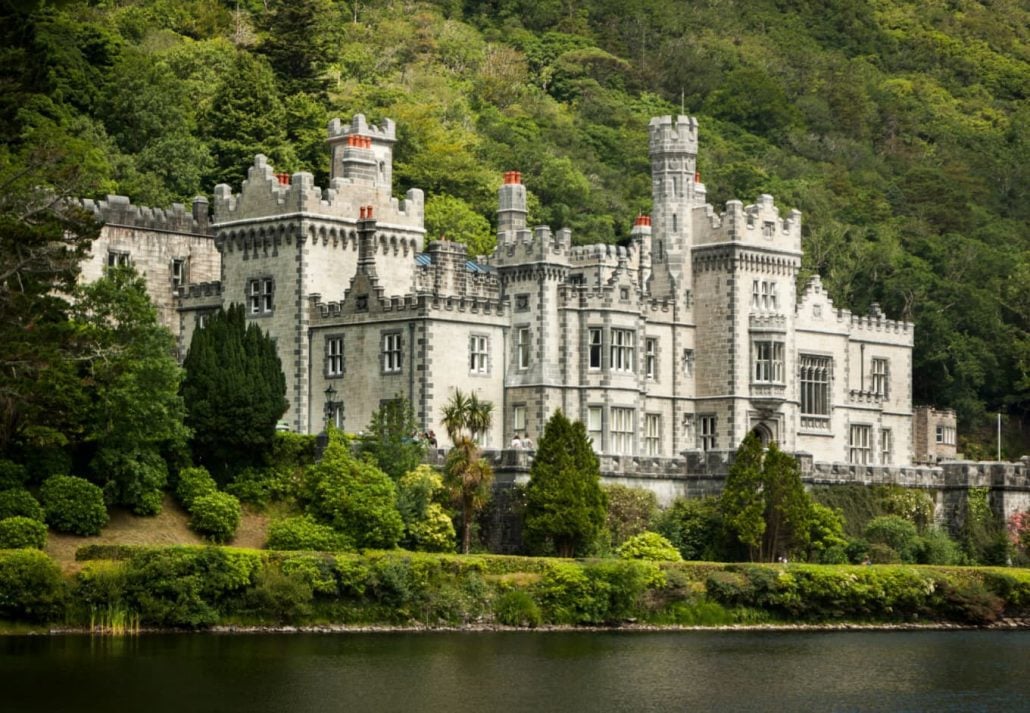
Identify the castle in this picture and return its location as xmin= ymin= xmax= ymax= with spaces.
xmin=81 ymin=113 xmax=922 ymax=466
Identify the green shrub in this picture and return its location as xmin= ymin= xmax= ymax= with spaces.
xmin=266 ymin=515 xmax=340 ymax=551
xmin=0 ymin=516 xmax=48 ymax=549
xmin=240 ymin=565 xmax=314 ymax=624
xmin=864 ymin=515 xmax=919 ymax=563
xmin=90 ymin=447 xmax=167 ymax=515
xmin=604 ymin=485 xmax=658 ymax=549
xmin=20 ymin=447 xmax=72 ymax=485
xmin=40 ymin=475 xmax=108 ymax=536
xmin=189 ymin=492 xmax=241 ymax=543
xmin=617 ymin=531 xmax=683 ymax=561
xmin=397 ymin=466 xmax=456 ymax=552
xmin=493 ymin=589 xmax=541 ymax=627
xmin=176 ymin=466 xmax=218 ymax=510
xmin=655 ymin=497 xmax=725 ymax=561
xmin=122 ymin=547 xmax=259 ymax=628
xmin=915 ymin=528 xmax=964 ymax=565
xmin=0 ymin=488 xmax=44 ymax=522
xmin=227 ymin=466 xmax=294 ymax=507
xmin=0 ymin=549 xmax=66 ymax=622
xmin=0 ymin=459 xmax=29 ymax=489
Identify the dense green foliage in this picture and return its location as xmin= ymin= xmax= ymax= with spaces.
xmin=0 ymin=516 xmax=49 ymax=550
xmin=603 ymin=484 xmax=658 ymax=549
xmin=0 ymin=489 xmax=45 ymax=522
xmin=0 ymin=0 xmax=1023 ymax=451
xmin=524 ymin=410 xmax=607 ymax=557
xmin=266 ymin=515 xmax=341 ymax=551
xmin=359 ymin=397 xmax=426 ymax=481
xmin=300 ymin=431 xmax=404 ymax=550
xmin=39 ymin=475 xmax=108 ymax=536
xmin=396 ymin=465 xmax=456 ymax=552
xmin=175 ymin=466 xmax=218 ymax=510
xmin=181 ymin=304 xmax=288 ymax=482
xmin=616 ymin=531 xmax=682 ymax=562
xmin=188 ymin=491 xmax=242 ymax=543
xmin=4 ymin=547 xmax=1023 ymax=629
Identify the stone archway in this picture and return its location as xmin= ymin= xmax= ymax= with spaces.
xmin=751 ymin=423 xmax=774 ymax=447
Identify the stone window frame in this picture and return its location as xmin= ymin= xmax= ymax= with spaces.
xmin=935 ymin=425 xmax=956 ymax=445
xmin=107 ymin=250 xmax=131 ymax=269
xmin=799 ymin=353 xmax=832 ymax=427
xmin=643 ymin=413 xmax=661 ymax=456
xmin=699 ymin=414 xmax=717 ymax=451
xmin=512 ymin=404 xmax=526 ymax=435
xmin=516 ymin=325 xmax=531 ymax=370
xmin=588 ymin=327 xmax=603 ymax=370
xmin=587 ymin=405 xmax=603 ymax=453
xmin=171 ymin=257 xmax=187 ymax=289
xmin=610 ymin=407 xmax=634 ymax=455
xmin=619 ymin=287 xmax=630 ymax=301
xmin=248 ymin=277 xmax=275 ymax=316
xmin=848 ymin=423 xmax=872 ymax=465
xmin=381 ymin=330 xmax=403 ymax=374
xmin=610 ymin=328 xmax=635 ymax=373
xmin=514 ymin=293 xmax=530 ymax=312
xmin=469 ymin=333 xmax=490 ymax=375
xmin=751 ymin=280 xmax=778 ymax=312
xmin=871 ymin=357 xmax=890 ymax=400
xmin=880 ymin=428 xmax=892 ymax=465
xmin=325 ymin=334 xmax=345 ymax=378
xmin=645 ymin=337 xmax=658 ymax=381
xmin=682 ymin=348 xmax=694 ymax=378
xmin=752 ymin=340 xmax=785 ymax=383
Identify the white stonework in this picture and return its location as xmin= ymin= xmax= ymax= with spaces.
xmin=89 ymin=113 xmax=919 ymax=465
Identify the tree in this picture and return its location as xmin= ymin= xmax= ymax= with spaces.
xmin=523 ymin=409 xmax=607 ymax=558
xmin=423 ymin=194 xmax=495 ymax=258
xmin=71 ymin=267 xmax=188 ymax=514
xmin=256 ymin=0 xmax=337 ymax=98
xmin=441 ymin=389 xmax=494 ymax=554
xmin=300 ymin=429 xmax=403 ymax=550
xmin=397 ymin=464 xmax=456 ymax=552
xmin=181 ymin=304 xmax=287 ymax=483
xmin=360 ymin=396 xmax=425 ymax=481
xmin=721 ymin=434 xmax=812 ymax=562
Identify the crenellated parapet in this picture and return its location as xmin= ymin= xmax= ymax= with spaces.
xmin=309 ymin=290 xmax=507 ymax=322
xmin=694 ymin=194 xmax=802 ymax=253
xmin=487 ymin=225 xmax=573 ymax=268
xmin=180 ymin=281 xmax=223 ymax=300
xmin=414 ymin=240 xmax=502 ymax=300
xmin=80 ymin=194 xmax=212 ymax=235
xmin=211 ymin=154 xmax=423 ymax=234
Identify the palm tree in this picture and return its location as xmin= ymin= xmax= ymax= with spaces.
xmin=441 ymin=389 xmax=494 ymax=553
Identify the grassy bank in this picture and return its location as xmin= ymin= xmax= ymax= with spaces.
xmin=2 ymin=547 xmax=1030 ymax=633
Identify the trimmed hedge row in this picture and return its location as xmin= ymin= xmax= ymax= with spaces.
xmin=3 ymin=547 xmax=1030 ymax=629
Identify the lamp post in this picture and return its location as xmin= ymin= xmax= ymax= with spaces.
xmin=324 ymin=384 xmax=338 ymax=429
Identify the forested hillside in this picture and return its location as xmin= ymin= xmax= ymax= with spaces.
xmin=1 ymin=0 xmax=1027 ymax=450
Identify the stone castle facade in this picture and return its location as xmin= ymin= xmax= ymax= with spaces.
xmin=84 ymin=113 xmax=916 ymax=466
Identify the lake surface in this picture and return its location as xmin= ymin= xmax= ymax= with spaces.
xmin=2 ymin=629 xmax=1028 ymax=712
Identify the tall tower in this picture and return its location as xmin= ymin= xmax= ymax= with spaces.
xmin=648 ymin=115 xmax=698 ymax=302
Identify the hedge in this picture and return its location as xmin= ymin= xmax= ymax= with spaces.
xmin=5 ymin=547 xmax=1030 ymax=629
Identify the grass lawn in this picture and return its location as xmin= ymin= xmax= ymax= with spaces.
xmin=45 ymin=495 xmax=271 ymax=573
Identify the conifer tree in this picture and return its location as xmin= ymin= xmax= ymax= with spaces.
xmin=181 ymin=304 xmax=287 ymax=482
xmin=523 ymin=409 xmax=607 ymax=557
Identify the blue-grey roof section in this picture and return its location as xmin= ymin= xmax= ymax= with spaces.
xmin=414 ymin=253 xmax=494 ymax=274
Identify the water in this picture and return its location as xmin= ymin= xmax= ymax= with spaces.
xmin=2 ymin=630 xmax=1028 ymax=712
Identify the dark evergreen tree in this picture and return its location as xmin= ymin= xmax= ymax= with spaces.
xmin=181 ymin=304 xmax=287 ymax=483
xmin=256 ymin=0 xmax=336 ymax=98
xmin=721 ymin=434 xmax=812 ymax=562
xmin=523 ymin=409 xmax=607 ymax=557
xmin=200 ymin=51 xmax=294 ymax=187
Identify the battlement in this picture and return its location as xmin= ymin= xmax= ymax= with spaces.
xmin=695 ymin=195 xmax=802 ymax=251
xmin=845 ymin=303 xmax=913 ymax=339
xmin=568 ymin=242 xmax=636 ymax=266
xmin=327 ymin=114 xmax=397 ymax=143
xmin=212 ymin=154 xmax=423 ymax=232
xmin=81 ymin=195 xmax=211 ymax=235
xmin=487 ymin=225 xmax=573 ymax=266
xmin=310 ymin=290 xmax=506 ymax=321
xmin=648 ymin=115 xmax=699 ymax=155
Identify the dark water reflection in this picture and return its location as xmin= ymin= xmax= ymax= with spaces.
xmin=2 ymin=630 xmax=1028 ymax=712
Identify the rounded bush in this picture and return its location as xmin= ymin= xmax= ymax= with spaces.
xmin=0 ymin=516 xmax=48 ymax=549
xmin=0 ymin=549 xmax=66 ymax=622
xmin=189 ymin=491 xmax=241 ymax=543
xmin=0 ymin=488 xmax=45 ymax=522
xmin=266 ymin=515 xmax=340 ymax=551
xmin=0 ymin=459 xmax=28 ymax=490
xmin=493 ymin=589 xmax=542 ymax=627
xmin=864 ymin=515 xmax=919 ymax=563
xmin=40 ymin=476 xmax=108 ymax=536
xmin=617 ymin=531 xmax=683 ymax=561
xmin=176 ymin=466 xmax=218 ymax=509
